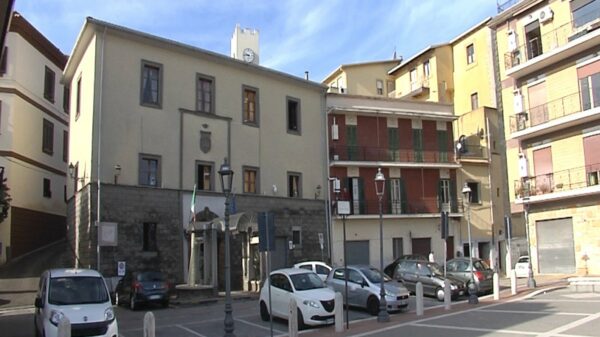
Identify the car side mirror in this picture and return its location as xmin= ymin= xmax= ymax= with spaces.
xmin=362 ymin=280 xmax=368 ymax=288
xmin=34 ymin=297 xmax=43 ymax=308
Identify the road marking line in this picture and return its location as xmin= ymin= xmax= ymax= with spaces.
xmin=479 ymin=309 xmax=589 ymax=316
xmin=536 ymin=311 xmax=600 ymax=337
xmin=236 ymin=318 xmax=286 ymax=334
xmin=343 ymin=287 xmax=564 ymax=337
xmin=176 ymin=324 xmax=208 ymax=337
xmin=0 ymin=308 xmax=34 ymax=316
xmin=526 ymin=299 xmax=600 ymax=303
xmin=411 ymin=322 xmax=538 ymax=335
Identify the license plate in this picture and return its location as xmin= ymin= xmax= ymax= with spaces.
xmin=326 ymin=318 xmax=334 ymax=324
xmin=459 ymin=290 xmax=465 ymax=296
xmin=149 ymin=295 xmax=161 ymax=300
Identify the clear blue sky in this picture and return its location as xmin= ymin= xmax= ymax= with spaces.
xmin=14 ymin=0 xmax=498 ymax=82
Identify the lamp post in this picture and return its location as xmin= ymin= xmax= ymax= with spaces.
xmin=461 ymin=183 xmax=478 ymax=305
xmin=333 ymin=178 xmax=350 ymax=329
xmin=374 ymin=168 xmax=389 ymax=322
xmin=219 ymin=158 xmax=235 ymax=337
xmin=523 ymin=196 xmax=536 ymax=288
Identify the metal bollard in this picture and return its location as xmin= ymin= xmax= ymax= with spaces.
xmin=334 ymin=292 xmax=344 ymax=332
xmin=444 ymin=281 xmax=451 ymax=310
xmin=143 ymin=311 xmax=155 ymax=337
xmin=289 ymin=297 xmax=298 ymax=337
xmin=511 ymin=269 xmax=517 ymax=295
xmin=57 ymin=316 xmax=71 ymax=337
xmin=416 ymin=282 xmax=424 ymax=316
xmin=493 ymin=272 xmax=500 ymax=300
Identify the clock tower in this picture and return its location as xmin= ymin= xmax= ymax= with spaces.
xmin=231 ymin=24 xmax=259 ymax=65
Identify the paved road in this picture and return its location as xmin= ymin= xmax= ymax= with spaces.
xmin=0 ymin=293 xmax=444 ymax=337
xmin=303 ymin=286 xmax=600 ymax=337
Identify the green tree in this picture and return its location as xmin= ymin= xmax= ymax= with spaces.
xmin=0 ymin=178 xmax=11 ymax=223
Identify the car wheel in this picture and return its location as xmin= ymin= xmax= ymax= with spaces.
xmin=436 ymin=287 xmax=445 ymax=301
xmin=367 ymin=296 xmax=380 ymax=316
xmin=129 ymin=293 xmax=137 ymax=311
xmin=260 ymin=301 xmax=270 ymax=321
xmin=297 ymin=309 xmax=307 ymax=330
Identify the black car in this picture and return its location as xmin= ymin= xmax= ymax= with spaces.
xmin=383 ymin=254 xmax=427 ymax=278
xmin=116 ymin=271 xmax=171 ymax=310
xmin=392 ymin=259 xmax=466 ymax=301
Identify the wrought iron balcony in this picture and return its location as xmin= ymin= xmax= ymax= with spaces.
xmin=504 ymin=10 xmax=600 ymax=71
xmin=337 ymin=197 xmax=459 ymax=216
xmin=514 ymin=163 xmax=600 ymax=199
xmin=330 ymin=145 xmax=455 ymax=163
xmin=509 ymin=91 xmax=586 ymax=134
xmin=457 ymin=145 xmax=489 ymax=160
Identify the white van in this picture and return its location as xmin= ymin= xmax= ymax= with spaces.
xmin=34 ymin=268 xmax=118 ymax=337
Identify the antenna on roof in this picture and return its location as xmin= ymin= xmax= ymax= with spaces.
xmin=393 ymin=46 xmax=397 ymax=60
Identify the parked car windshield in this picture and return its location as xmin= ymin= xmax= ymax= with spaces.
xmin=290 ymin=272 xmax=325 ymax=291
xmin=473 ymin=260 xmax=490 ymax=270
xmin=48 ymin=276 xmax=109 ymax=305
xmin=138 ymin=271 xmax=165 ymax=282
xmin=360 ymin=267 xmax=391 ymax=283
xmin=427 ymin=263 xmax=444 ymax=276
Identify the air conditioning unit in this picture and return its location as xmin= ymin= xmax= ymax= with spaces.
xmin=539 ymin=7 xmax=553 ymax=23
xmin=331 ymin=123 xmax=339 ymax=140
xmin=513 ymin=90 xmax=523 ymax=113
xmin=333 ymin=154 xmax=339 ymax=160
xmin=507 ymin=30 xmax=518 ymax=52
xmin=518 ymin=153 xmax=529 ymax=178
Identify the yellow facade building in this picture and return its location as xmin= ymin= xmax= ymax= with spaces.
xmin=490 ymin=0 xmax=600 ymax=276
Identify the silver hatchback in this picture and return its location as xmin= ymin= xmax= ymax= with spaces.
xmin=326 ymin=265 xmax=409 ymax=315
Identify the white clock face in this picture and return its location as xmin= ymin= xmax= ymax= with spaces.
xmin=243 ymin=48 xmax=255 ymax=62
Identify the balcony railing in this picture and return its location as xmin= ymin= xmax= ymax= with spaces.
xmin=340 ymin=198 xmax=459 ymax=216
xmin=514 ymin=163 xmax=600 ymax=199
xmin=458 ymin=145 xmax=489 ymax=160
xmin=330 ymin=145 xmax=455 ymax=163
xmin=504 ymin=10 xmax=600 ymax=70
xmin=509 ymin=91 xmax=583 ymax=133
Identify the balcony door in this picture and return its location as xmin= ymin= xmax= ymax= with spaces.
xmin=527 ymin=81 xmax=547 ymax=127
xmin=584 ymin=134 xmax=600 ymax=186
xmin=533 ymin=147 xmax=553 ymax=194
xmin=390 ymin=178 xmax=403 ymax=214
xmin=525 ymin=20 xmax=542 ymax=60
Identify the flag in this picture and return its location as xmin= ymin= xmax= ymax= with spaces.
xmin=190 ymin=184 xmax=197 ymax=223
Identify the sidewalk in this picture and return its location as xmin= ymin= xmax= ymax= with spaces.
xmin=300 ymin=274 xmax=571 ymax=337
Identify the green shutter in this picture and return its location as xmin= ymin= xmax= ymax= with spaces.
xmin=437 ymin=130 xmax=448 ymax=162
xmin=400 ymin=178 xmax=407 ymax=213
xmin=413 ymin=129 xmax=423 ymax=162
xmin=438 ymin=180 xmax=444 ymax=212
xmin=388 ymin=128 xmax=399 ymax=161
xmin=450 ymin=179 xmax=458 ymax=213
xmin=357 ymin=177 xmax=365 ymax=214
xmin=347 ymin=125 xmax=358 ymax=160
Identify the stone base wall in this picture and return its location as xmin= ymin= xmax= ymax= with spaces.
xmin=70 ymin=184 xmax=329 ymax=291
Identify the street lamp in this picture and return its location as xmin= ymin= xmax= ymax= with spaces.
xmin=333 ymin=178 xmax=349 ymax=330
xmin=218 ymin=158 xmax=235 ymax=337
xmin=374 ymin=168 xmax=389 ymax=322
xmin=523 ymin=196 xmax=536 ymax=288
xmin=461 ymin=183 xmax=478 ymax=305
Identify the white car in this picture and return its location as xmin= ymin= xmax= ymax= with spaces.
xmin=514 ymin=256 xmax=530 ymax=278
xmin=259 ymin=268 xmax=336 ymax=329
xmin=293 ymin=261 xmax=332 ymax=281
xmin=34 ymin=269 xmax=118 ymax=337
